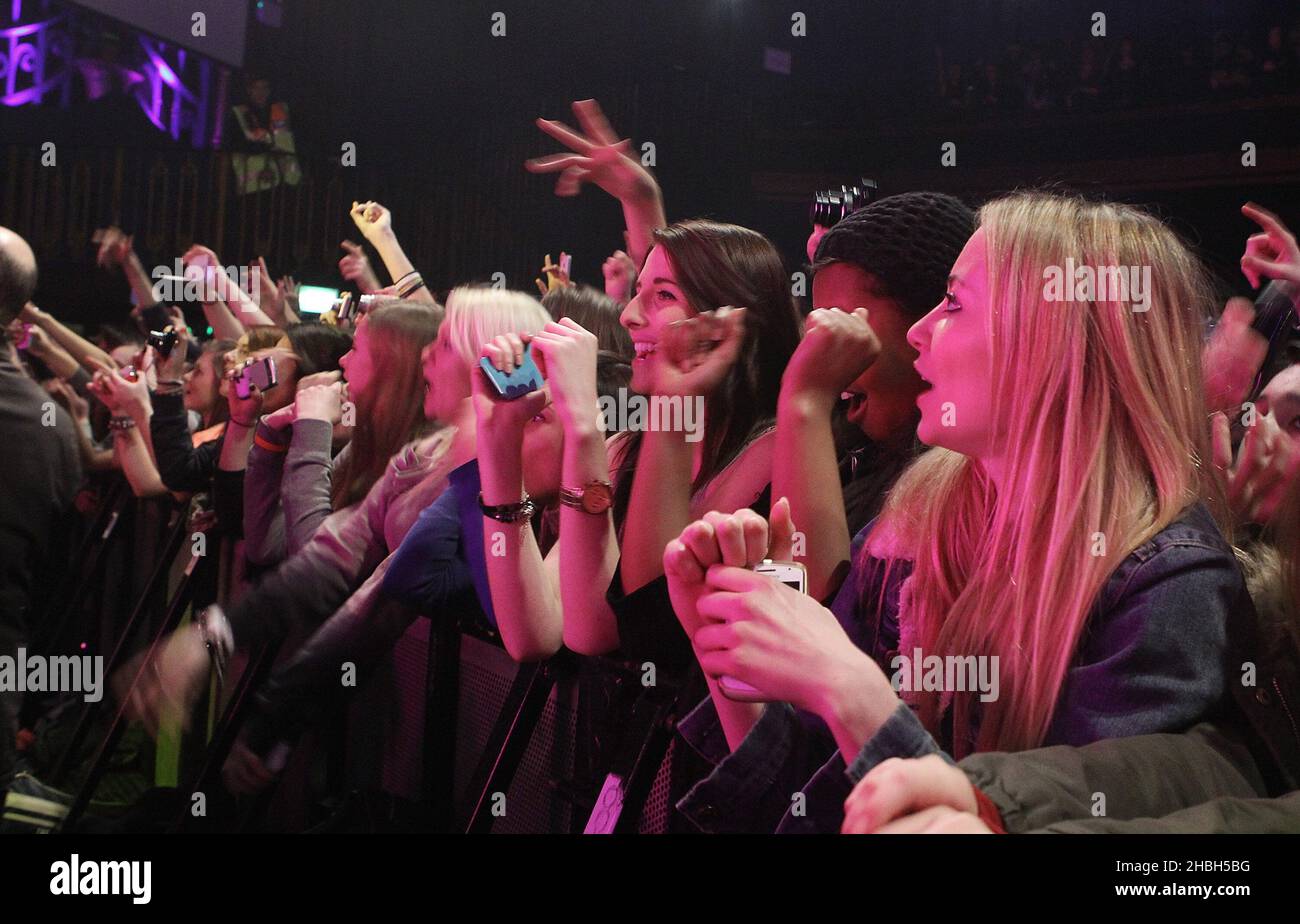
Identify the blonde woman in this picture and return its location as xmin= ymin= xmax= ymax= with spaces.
xmin=664 ymin=191 xmax=1252 ymax=833
xmin=124 ymin=287 xmax=551 ymax=730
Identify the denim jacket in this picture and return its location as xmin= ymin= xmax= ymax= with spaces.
xmin=676 ymin=502 xmax=1252 ymax=833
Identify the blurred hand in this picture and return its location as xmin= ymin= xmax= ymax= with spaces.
xmin=658 ymin=306 xmax=747 ymax=398
xmin=115 ymin=626 xmax=210 ymax=736
xmin=602 ymin=249 xmax=636 ymax=302
xmin=526 ymin=99 xmax=659 ymax=203
xmin=841 ymin=754 xmax=981 ymax=834
xmin=278 ymin=275 xmax=300 ymax=319
xmin=1202 ymin=298 xmax=1268 ymax=416
xmin=252 ymin=256 xmax=282 ymax=317
xmin=296 ymin=369 xmax=343 ymax=393
xmin=782 ymin=307 xmax=880 ymax=408
xmin=261 ymin=403 xmax=296 ymax=431
xmin=1241 ymin=202 xmax=1300 ymax=292
xmin=44 ymin=378 xmax=90 ymax=423
xmin=182 ymin=244 xmax=220 ymax=270
xmin=1213 ymin=410 xmax=1300 ymax=526
xmin=86 ymin=356 xmax=151 ymax=419
xmin=339 ymin=240 xmax=381 ymax=294
xmin=17 ymin=320 xmax=50 ymax=355
xmin=92 ymin=226 xmax=134 ymax=269
xmin=222 ymin=738 xmax=278 ymax=795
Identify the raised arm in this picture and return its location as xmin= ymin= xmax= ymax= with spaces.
xmin=526 ymin=99 xmax=667 ymax=269
xmin=183 ymin=244 xmax=277 ymax=331
xmin=348 ymin=202 xmax=437 ymax=306
xmin=85 ymin=358 xmax=169 ymax=498
xmin=774 ymin=307 xmax=879 ymax=601
xmin=474 ymin=332 xmax=564 ymax=661
xmin=94 ymin=226 xmax=159 ymax=312
xmin=21 ymin=303 xmax=115 ymax=373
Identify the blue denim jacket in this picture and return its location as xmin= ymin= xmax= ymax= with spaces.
xmin=676 ymin=502 xmax=1251 ymax=833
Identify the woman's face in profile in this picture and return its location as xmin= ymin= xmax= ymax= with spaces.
xmin=907 ymin=228 xmax=995 ymax=461
xmin=619 ymin=246 xmax=694 ymax=396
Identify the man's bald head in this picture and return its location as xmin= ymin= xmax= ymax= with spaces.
xmin=0 ymin=226 xmax=37 ymax=326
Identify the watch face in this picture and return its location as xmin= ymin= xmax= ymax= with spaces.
xmin=582 ymin=482 xmax=613 ymax=514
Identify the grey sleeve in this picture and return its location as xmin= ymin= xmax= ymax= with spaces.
xmin=282 ymin=418 xmax=342 ymax=556
xmin=243 ymin=421 xmax=290 ymax=567
xmin=1029 ymin=789 xmax=1300 ymax=833
xmin=959 ymin=723 xmax=1268 ymax=833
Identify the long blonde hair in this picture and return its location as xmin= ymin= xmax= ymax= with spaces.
xmin=874 ymin=191 xmax=1222 ymax=754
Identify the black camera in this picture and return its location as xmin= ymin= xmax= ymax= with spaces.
xmin=147 ymin=327 xmax=178 ymax=356
xmin=810 ymin=178 xmax=880 ymax=228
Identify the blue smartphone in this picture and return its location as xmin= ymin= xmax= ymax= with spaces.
xmin=479 ymin=342 xmax=544 ymax=400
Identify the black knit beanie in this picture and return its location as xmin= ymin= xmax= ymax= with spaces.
xmin=813 ymin=191 xmax=976 ymax=320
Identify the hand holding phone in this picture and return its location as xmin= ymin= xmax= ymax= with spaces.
xmin=479 ymin=341 xmax=545 ymax=400
xmin=718 ymin=559 xmax=808 ymax=702
xmin=233 ymin=356 xmax=278 ymax=399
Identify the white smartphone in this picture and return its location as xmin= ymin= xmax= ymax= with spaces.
xmin=718 ymin=559 xmax=807 ymax=702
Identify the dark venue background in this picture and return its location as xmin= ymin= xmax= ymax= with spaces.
xmin=2 ymin=0 xmax=1299 ymax=327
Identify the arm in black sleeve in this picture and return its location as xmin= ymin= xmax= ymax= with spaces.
xmin=150 ymin=392 xmax=218 ymax=492
xmin=211 ymin=468 xmax=246 ymax=538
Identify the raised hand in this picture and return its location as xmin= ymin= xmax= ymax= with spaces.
xmin=657 ymin=305 xmax=747 ymax=398
xmin=339 ymin=240 xmax=381 ymax=294
xmin=527 ymin=99 xmax=659 ymax=203
xmin=602 ymin=249 xmax=636 ymax=302
xmin=44 ymin=378 xmax=90 ymax=424
xmin=782 ymin=307 xmax=881 ymax=409
xmin=349 ymin=200 xmax=393 ymax=242
xmin=535 ymin=252 xmax=574 ymax=295
xmin=251 ymin=256 xmax=281 ymax=316
xmin=224 ymin=357 xmax=268 ymax=424
xmin=182 ymin=243 xmax=220 ymax=270
xmin=222 ymin=738 xmax=278 ymax=795
xmin=155 ymin=308 xmax=191 ymax=383
xmin=1202 ymin=298 xmax=1268 ymax=416
xmin=1212 ymin=409 xmax=1300 ymax=526
xmin=664 ymin=499 xmax=797 ymax=641
xmin=92 ymin=226 xmax=134 ymax=269
xmin=1241 ymin=202 xmax=1300 ymax=291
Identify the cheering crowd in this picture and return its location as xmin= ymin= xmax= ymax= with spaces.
xmin=3 ymin=98 xmax=1300 ymax=834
